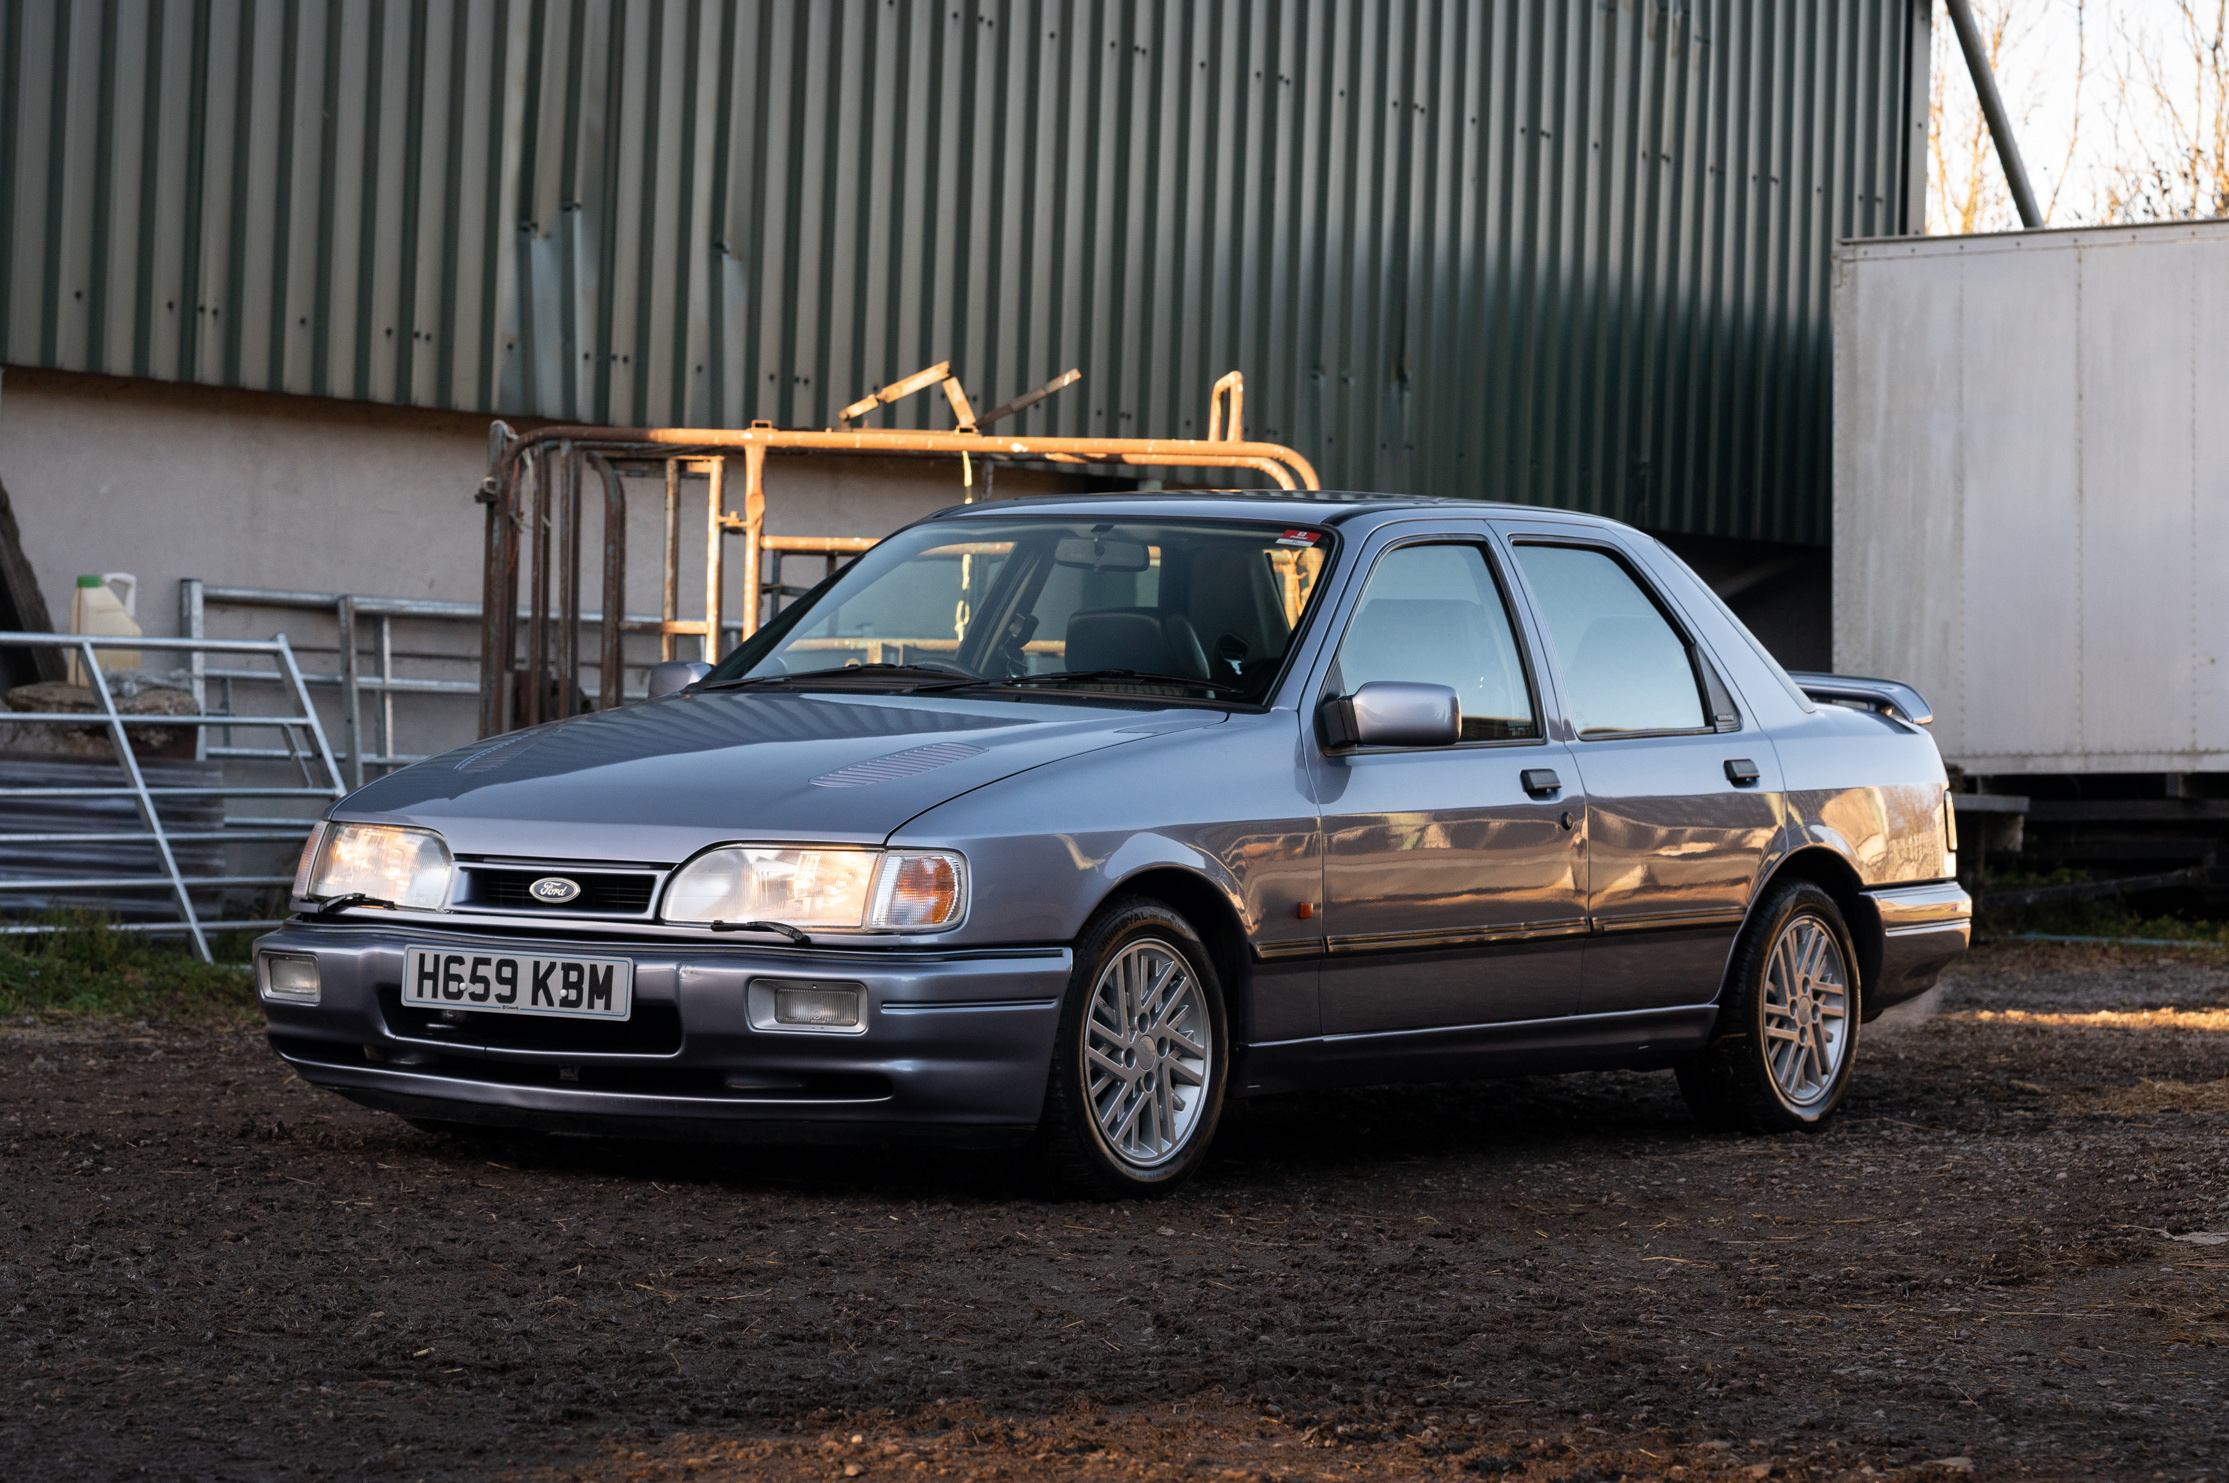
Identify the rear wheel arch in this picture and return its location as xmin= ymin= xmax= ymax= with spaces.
xmin=1089 ymin=866 xmax=1253 ymax=1045
xmin=1747 ymin=847 xmax=1879 ymax=1011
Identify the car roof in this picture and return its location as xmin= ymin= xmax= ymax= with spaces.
xmin=922 ymin=490 xmax=1640 ymax=537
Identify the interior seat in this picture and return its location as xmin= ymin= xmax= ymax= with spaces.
xmin=1064 ymin=608 xmax=1211 ymax=678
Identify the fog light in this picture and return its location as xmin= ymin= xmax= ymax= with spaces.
xmin=259 ymin=952 xmax=320 ymax=1004
xmin=776 ymin=985 xmax=859 ymax=1026
xmin=746 ymin=977 xmax=866 ymax=1034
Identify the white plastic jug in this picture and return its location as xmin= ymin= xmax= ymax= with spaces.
xmin=67 ymin=572 xmax=141 ymax=685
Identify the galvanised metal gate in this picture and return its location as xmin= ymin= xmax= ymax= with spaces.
xmin=0 ymin=631 xmax=344 ymax=961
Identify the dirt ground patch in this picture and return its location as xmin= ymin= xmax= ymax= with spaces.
xmin=4 ymin=942 xmax=2226 ymax=1481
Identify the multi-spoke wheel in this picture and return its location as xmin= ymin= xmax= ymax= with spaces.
xmin=1082 ymin=939 xmax=1214 ymax=1168
xmin=1038 ymin=899 xmax=1228 ymax=1195
xmin=1678 ymin=880 xmax=1862 ymax=1133
xmin=1759 ymin=913 xmax=1851 ymax=1111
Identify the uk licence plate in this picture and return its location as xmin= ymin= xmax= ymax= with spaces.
xmin=404 ymin=947 xmax=633 ymax=1020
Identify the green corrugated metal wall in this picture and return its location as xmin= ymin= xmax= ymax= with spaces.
xmin=1 ymin=0 xmax=1928 ymax=544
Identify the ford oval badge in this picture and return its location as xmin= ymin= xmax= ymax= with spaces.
xmin=529 ymin=876 xmax=582 ymax=904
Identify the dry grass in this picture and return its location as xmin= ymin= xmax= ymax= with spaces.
xmin=1949 ymin=1007 xmax=2229 ymax=1032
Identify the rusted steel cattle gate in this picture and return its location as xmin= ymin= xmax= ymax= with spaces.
xmin=481 ymin=367 xmax=1321 ymax=735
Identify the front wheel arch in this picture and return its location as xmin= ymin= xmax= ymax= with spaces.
xmin=1084 ymin=865 xmax=1255 ymax=1047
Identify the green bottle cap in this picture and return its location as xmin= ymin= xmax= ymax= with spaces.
xmin=77 ymin=575 xmax=103 ymax=587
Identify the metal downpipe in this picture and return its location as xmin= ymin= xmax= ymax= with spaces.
xmin=1941 ymin=0 xmax=2044 ymax=229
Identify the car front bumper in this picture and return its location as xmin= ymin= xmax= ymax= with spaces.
xmin=254 ymin=922 xmax=1071 ymax=1144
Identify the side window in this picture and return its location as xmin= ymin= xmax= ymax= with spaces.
xmin=1330 ymin=543 xmax=1539 ymax=741
xmin=1510 ymin=544 xmax=1706 ymax=736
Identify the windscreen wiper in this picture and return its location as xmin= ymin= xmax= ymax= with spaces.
xmin=696 ymin=663 xmax=982 ymax=693
xmin=308 ymin=892 xmax=393 ymax=918
xmin=991 ymin=668 xmax=1248 ymax=697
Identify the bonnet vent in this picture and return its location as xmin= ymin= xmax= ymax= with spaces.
xmin=809 ymin=741 xmax=985 ymax=788
xmin=453 ymin=732 xmax=548 ymax=773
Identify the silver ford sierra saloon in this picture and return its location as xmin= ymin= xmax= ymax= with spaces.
xmin=256 ymin=495 xmax=1972 ymax=1195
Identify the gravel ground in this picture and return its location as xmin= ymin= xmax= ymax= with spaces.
xmin=4 ymin=942 xmax=2226 ymax=1482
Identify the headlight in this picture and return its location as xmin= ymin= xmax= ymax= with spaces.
xmin=304 ymin=822 xmax=453 ymax=909
xmin=662 ymin=846 xmax=967 ymax=932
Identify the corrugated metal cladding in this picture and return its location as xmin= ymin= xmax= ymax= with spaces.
xmin=1 ymin=0 xmax=1927 ymax=544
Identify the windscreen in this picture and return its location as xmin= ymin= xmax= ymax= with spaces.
xmin=707 ymin=517 xmax=1331 ymax=704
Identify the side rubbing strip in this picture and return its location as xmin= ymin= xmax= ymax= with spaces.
xmin=1587 ymin=907 xmax=1748 ymax=936
xmin=1322 ymin=918 xmax=1592 ymax=956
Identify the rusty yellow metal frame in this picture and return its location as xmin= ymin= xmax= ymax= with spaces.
xmin=478 ymin=371 xmax=1319 ymax=737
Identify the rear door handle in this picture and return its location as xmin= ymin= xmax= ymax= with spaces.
xmin=1724 ymin=757 xmax=1761 ymax=786
xmin=1521 ymin=768 xmax=1562 ymax=798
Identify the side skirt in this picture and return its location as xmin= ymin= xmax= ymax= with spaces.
xmin=1232 ymin=1003 xmax=1719 ymax=1097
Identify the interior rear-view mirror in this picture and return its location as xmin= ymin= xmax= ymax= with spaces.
xmin=1054 ymin=536 xmax=1151 ymax=572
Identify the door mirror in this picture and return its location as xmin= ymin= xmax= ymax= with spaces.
xmin=1321 ymin=681 xmax=1462 ymax=749
xmin=645 ymin=660 xmax=712 ymax=699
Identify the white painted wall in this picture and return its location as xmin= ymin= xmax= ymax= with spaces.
xmin=1832 ymin=220 xmax=2229 ymax=776
xmin=0 ymin=366 xmax=1058 ymax=637
xmin=0 ymin=366 xmax=1079 ymax=766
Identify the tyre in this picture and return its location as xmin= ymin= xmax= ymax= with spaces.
xmin=1677 ymin=880 xmax=1860 ymax=1134
xmin=1035 ymin=898 xmax=1229 ymax=1197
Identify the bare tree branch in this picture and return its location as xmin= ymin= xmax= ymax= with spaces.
xmin=2099 ymin=0 xmax=2229 ymax=221
xmin=2044 ymin=0 xmax=2087 ymax=223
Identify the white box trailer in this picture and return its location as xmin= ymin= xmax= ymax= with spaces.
xmin=1832 ymin=219 xmax=2229 ymax=779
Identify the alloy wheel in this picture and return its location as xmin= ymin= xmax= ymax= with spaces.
xmin=1082 ymin=937 xmax=1213 ymax=1169
xmin=1759 ymin=912 xmax=1851 ymax=1109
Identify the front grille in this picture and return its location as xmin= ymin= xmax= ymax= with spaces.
xmin=456 ymin=866 xmax=658 ymax=916
xmin=377 ymin=985 xmax=684 ymax=1054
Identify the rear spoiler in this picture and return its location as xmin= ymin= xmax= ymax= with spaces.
xmin=1785 ymin=672 xmax=1933 ymax=727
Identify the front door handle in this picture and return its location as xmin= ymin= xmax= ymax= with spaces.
xmin=1521 ymin=768 xmax=1562 ymax=798
xmin=1724 ymin=757 xmax=1761 ymax=786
